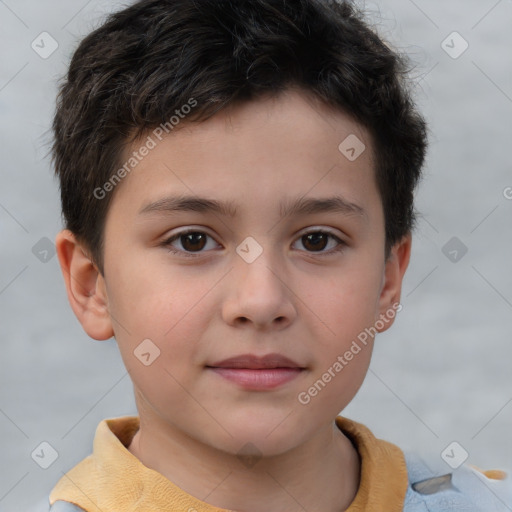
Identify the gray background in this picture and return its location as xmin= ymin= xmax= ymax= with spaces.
xmin=1 ymin=0 xmax=511 ymax=510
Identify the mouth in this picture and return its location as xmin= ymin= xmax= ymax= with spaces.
xmin=206 ymin=353 xmax=305 ymax=390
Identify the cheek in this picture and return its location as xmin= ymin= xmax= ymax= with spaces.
xmin=104 ymin=262 xmax=217 ymax=396
xmin=105 ymin=258 xmax=213 ymax=339
xmin=301 ymin=262 xmax=383 ymax=346
xmin=296 ymin=337 xmax=373 ymax=423
xmin=294 ymin=257 xmax=382 ymax=413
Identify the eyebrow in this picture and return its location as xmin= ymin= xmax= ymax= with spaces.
xmin=138 ymin=194 xmax=367 ymax=220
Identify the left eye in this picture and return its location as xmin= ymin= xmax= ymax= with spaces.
xmin=293 ymin=231 xmax=345 ymax=253
xmin=162 ymin=229 xmax=345 ymax=257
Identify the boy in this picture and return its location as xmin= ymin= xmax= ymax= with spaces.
xmin=36 ymin=0 xmax=510 ymax=510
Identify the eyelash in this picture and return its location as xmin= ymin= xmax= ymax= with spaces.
xmin=161 ymin=228 xmax=347 ymax=258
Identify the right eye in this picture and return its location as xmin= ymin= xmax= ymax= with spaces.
xmin=161 ymin=229 xmax=221 ymax=258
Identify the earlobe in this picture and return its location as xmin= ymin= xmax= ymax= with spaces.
xmin=55 ymin=229 xmax=114 ymax=341
xmin=376 ymin=234 xmax=412 ymax=332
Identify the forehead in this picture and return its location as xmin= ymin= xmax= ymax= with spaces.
xmin=105 ymin=88 xmax=380 ymax=225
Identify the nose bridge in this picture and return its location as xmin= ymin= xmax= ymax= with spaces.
xmin=244 ymin=256 xmax=283 ymax=292
xmin=223 ymin=237 xmax=296 ymax=328
xmin=236 ymin=239 xmax=287 ymax=299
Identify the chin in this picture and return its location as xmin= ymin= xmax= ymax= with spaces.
xmin=214 ymin=418 xmax=304 ymax=459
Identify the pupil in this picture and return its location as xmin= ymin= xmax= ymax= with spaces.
xmin=304 ymin=233 xmax=327 ymax=251
xmin=183 ymin=233 xmax=206 ymax=251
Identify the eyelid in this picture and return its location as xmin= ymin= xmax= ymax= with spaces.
xmin=295 ymin=226 xmax=344 ymax=239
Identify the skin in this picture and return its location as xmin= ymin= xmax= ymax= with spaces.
xmin=56 ymin=88 xmax=411 ymax=512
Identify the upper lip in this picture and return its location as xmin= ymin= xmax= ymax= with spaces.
xmin=208 ymin=353 xmax=303 ymax=369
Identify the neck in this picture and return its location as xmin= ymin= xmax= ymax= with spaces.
xmin=128 ymin=409 xmax=360 ymax=512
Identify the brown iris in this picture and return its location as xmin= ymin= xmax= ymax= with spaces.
xmin=301 ymin=233 xmax=329 ymax=252
xmin=180 ymin=232 xmax=207 ymax=252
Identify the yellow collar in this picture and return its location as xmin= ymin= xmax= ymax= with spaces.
xmin=50 ymin=415 xmax=408 ymax=511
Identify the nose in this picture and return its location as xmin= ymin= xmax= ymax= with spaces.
xmin=221 ymin=252 xmax=297 ymax=331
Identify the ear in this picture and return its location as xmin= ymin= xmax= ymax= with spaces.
xmin=55 ymin=229 xmax=114 ymax=341
xmin=375 ymin=234 xmax=412 ymax=333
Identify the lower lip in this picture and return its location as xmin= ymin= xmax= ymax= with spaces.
xmin=208 ymin=367 xmax=303 ymax=390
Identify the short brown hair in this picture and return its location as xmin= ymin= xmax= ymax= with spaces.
xmin=52 ymin=0 xmax=428 ymax=274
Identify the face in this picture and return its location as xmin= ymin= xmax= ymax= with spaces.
xmin=73 ymin=89 xmax=408 ymax=456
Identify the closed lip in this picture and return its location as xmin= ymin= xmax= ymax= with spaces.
xmin=207 ymin=353 xmax=304 ymax=369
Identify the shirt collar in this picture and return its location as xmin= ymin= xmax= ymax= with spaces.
xmin=50 ymin=415 xmax=408 ymax=511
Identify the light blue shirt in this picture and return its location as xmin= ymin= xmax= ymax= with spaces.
xmin=403 ymin=451 xmax=512 ymax=511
